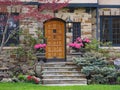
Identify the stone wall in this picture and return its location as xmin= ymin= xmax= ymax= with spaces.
xmin=0 ymin=49 xmax=36 ymax=78
xmin=56 ymin=8 xmax=93 ymax=39
xmin=55 ymin=7 xmax=96 ymax=53
xmin=0 ymin=5 xmax=96 ymax=75
xmin=99 ymin=8 xmax=120 ymax=16
xmin=0 ymin=5 xmax=38 ymax=78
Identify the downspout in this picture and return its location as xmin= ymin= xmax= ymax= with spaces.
xmin=96 ymin=0 xmax=99 ymax=40
xmin=96 ymin=0 xmax=99 ymax=50
xmin=96 ymin=7 xmax=99 ymax=40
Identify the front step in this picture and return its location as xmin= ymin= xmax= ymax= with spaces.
xmin=43 ymin=79 xmax=87 ymax=84
xmin=43 ymin=67 xmax=81 ymax=71
xmin=42 ymin=75 xmax=85 ymax=79
xmin=42 ymin=71 xmax=82 ymax=76
xmin=40 ymin=62 xmax=87 ymax=85
xmin=43 ymin=62 xmax=76 ymax=67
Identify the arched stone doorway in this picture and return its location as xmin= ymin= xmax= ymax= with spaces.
xmin=44 ymin=18 xmax=66 ymax=61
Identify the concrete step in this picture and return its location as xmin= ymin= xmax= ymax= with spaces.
xmin=41 ymin=61 xmax=87 ymax=85
xmin=42 ymin=78 xmax=87 ymax=84
xmin=42 ymin=66 xmax=81 ymax=71
xmin=42 ymin=75 xmax=85 ymax=79
xmin=42 ymin=71 xmax=82 ymax=76
xmin=43 ymin=84 xmax=87 ymax=86
xmin=43 ymin=62 xmax=76 ymax=67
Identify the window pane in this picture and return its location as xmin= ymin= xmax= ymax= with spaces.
xmin=0 ymin=13 xmax=19 ymax=46
xmin=101 ymin=17 xmax=110 ymax=43
xmin=100 ymin=16 xmax=120 ymax=46
xmin=73 ymin=22 xmax=81 ymax=41
xmin=112 ymin=17 xmax=120 ymax=45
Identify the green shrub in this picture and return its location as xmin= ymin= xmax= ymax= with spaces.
xmin=18 ymin=74 xmax=26 ymax=81
xmin=74 ymin=52 xmax=118 ymax=84
xmin=117 ymin=76 xmax=120 ymax=84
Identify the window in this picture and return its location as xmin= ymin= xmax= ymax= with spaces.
xmin=72 ymin=22 xmax=81 ymax=41
xmin=100 ymin=16 xmax=120 ymax=46
xmin=0 ymin=13 xmax=19 ymax=46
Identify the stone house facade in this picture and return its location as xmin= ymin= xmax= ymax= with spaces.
xmin=0 ymin=0 xmax=120 ymax=76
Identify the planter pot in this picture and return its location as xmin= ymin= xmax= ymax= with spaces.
xmin=35 ymin=53 xmax=46 ymax=62
xmin=36 ymin=53 xmax=45 ymax=57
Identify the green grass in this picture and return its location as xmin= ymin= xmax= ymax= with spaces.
xmin=0 ymin=82 xmax=120 ymax=90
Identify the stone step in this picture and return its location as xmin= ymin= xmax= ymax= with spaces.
xmin=42 ymin=66 xmax=81 ymax=71
xmin=42 ymin=75 xmax=85 ymax=79
xmin=42 ymin=79 xmax=87 ymax=84
xmin=43 ymin=62 xmax=76 ymax=67
xmin=42 ymin=71 xmax=82 ymax=76
xmin=40 ymin=61 xmax=87 ymax=85
xmin=43 ymin=84 xmax=87 ymax=86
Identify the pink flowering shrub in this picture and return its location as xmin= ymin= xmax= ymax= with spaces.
xmin=26 ymin=75 xmax=40 ymax=84
xmin=68 ymin=37 xmax=91 ymax=51
xmin=34 ymin=43 xmax=46 ymax=53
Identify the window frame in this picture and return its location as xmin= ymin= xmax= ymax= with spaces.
xmin=100 ymin=16 xmax=120 ymax=46
xmin=72 ymin=22 xmax=81 ymax=42
xmin=0 ymin=13 xmax=19 ymax=46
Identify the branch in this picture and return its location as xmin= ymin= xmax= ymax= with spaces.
xmin=4 ymin=26 xmax=19 ymax=45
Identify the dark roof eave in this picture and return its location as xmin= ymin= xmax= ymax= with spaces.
xmin=99 ymin=5 xmax=120 ymax=8
xmin=24 ymin=2 xmax=98 ymax=7
xmin=67 ymin=3 xmax=98 ymax=7
xmin=24 ymin=2 xmax=120 ymax=8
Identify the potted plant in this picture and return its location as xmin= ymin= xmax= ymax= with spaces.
xmin=68 ymin=37 xmax=91 ymax=53
xmin=34 ymin=43 xmax=46 ymax=62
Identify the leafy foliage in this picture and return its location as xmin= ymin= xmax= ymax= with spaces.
xmin=14 ymin=30 xmax=45 ymax=61
xmin=74 ymin=52 xmax=118 ymax=84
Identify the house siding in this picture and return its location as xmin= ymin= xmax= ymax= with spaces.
xmin=99 ymin=0 xmax=120 ymax=5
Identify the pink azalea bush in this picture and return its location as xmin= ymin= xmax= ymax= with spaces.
xmin=68 ymin=37 xmax=91 ymax=51
xmin=34 ymin=44 xmax=46 ymax=49
xmin=27 ymin=75 xmax=40 ymax=84
xmin=34 ymin=43 xmax=46 ymax=53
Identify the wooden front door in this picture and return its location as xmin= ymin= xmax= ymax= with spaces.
xmin=44 ymin=19 xmax=65 ymax=61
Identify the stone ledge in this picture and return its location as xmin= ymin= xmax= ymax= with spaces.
xmin=100 ymin=47 xmax=120 ymax=50
xmin=3 ymin=47 xmax=18 ymax=50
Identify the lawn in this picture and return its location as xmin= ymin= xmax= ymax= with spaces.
xmin=0 ymin=83 xmax=120 ymax=90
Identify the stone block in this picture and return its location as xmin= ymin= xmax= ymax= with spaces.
xmin=116 ymin=11 xmax=120 ymax=15
xmin=81 ymin=35 xmax=92 ymax=39
xmin=82 ymin=31 xmax=91 ymax=35
xmin=82 ymin=26 xmax=92 ymax=29
xmin=104 ymin=11 xmax=110 ymax=15
xmin=91 ymin=18 xmax=96 ymax=24
xmin=9 ymin=59 xmax=15 ymax=63
xmin=103 ymin=8 xmax=110 ymax=11
xmin=1 ymin=78 xmax=12 ymax=82
xmin=66 ymin=33 xmax=72 ymax=37
xmin=0 ymin=58 xmax=3 ymax=61
xmin=3 ymin=59 xmax=9 ymax=62
xmin=10 ymin=54 xmax=16 ymax=59
xmin=111 ymin=10 xmax=115 ymax=15
xmin=0 ymin=61 xmax=2 ymax=67
xmin=12 ymin=7 xmax=16 ymax=12
xmin=85 ymin=20 xmax=92 ymax=23
xmin=66 ymin=38 xmax=71 ymax=44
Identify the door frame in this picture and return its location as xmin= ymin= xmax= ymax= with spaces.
xmin=43 ymin=18 xmax=66 ymax=62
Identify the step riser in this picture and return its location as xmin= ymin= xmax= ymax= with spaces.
xmin=43 ymin=68 xmax=81 ymax=71
xmin=43 ymin=76 xmax=85 ymax=79
xmin=42 ymin=72 xmax=81 ymax=76
xmin=43 ymin=64 xmax=76 ymax=67
xmin=43 ymin=80 xmax=87 ymax=84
